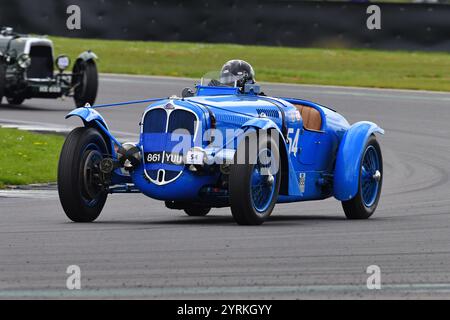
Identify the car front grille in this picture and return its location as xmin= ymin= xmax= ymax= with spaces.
xmin=141 ymin=107 xmax=198 ymax=185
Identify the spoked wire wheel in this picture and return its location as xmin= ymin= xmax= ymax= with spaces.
xmin=361 ymin=145 xmax=381 ymax=207
xmin=250 ymin=148 xmax=278 ymax=214
xmin=342 ymin=135 xmax=383 ymax=219
xmin=229 ymin=131 xmax=281 ymax=225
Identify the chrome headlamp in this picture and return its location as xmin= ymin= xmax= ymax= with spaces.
xmin=55 ymin=55 xmax=70 ymax=71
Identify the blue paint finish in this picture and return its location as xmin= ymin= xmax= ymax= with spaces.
xmin=65 ymin=107 xmax=122 ymax=147
xmin=63 ymin=83 xmax=384 ymax=209
xmin=239 ymin=117 xmax=303 ymax=197
xmin=196 ymin=86 xmax=239 ymax=96
xmin=333 ymin=121 xmax=384 ymax=201
xmin=66 ymin=107 xmax=108 ymax=128
xmin=94 ymin=120 xmax=122 ymax=147
xmin=242 ymin=117 xmax=279 ymax=132
xmin=131 ymin=165 xmax=218 ymax=201
xmin=277 ymin=171 xmax=329 ymax=203
xmin=65 ymin=106 xmax=132 ymax=187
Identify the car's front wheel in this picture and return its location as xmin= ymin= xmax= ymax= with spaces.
xmin=58 ymin=127 xmax=108 ymax=222
xmin=342 ymin=135 xmax=383 ymax=219
xmin=229 ymin=132 xmax=281 ymax=225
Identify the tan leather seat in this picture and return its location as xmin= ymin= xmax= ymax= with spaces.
xmin=293 ymin=104 xmax=322 ymax=131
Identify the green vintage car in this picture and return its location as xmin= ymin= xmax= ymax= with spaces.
xmin=0 ymin=26 xmax=98 ymax=107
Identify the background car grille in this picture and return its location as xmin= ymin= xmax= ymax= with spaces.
xmin=27 ymin=45 xmax=53 ymax=78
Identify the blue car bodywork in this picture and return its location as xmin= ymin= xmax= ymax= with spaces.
xmin=66 ymin=84 xmax=383 ymax=208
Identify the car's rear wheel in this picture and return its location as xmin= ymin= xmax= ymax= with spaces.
xmin=229 ymin=131 xmax=281 ymax=225
xmin=184 ymin=206 xmax=211 ymax=217
xmin=58 ymin=127 xmax=108 ymax=222
xmin=73 ymin=60 xmax=98 ymax=108
xmin=342 ymin=135 xmax=383 ymax=219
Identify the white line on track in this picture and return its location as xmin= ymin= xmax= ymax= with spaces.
xmin=2 ymin=283 xmax=450 ymax=298
xmin=0 ymin=118 xmax=138 ymax=141
xmin=0 ymin=189 xmax=57 ymax=199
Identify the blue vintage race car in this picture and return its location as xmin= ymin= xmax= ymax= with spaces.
xmin=58 ymin=65 xmax=384 ymax=225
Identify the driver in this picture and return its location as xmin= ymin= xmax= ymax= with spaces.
xmin=213 ymin=59 xmax=255 ymax=87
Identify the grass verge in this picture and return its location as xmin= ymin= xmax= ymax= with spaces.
xmin=0 ymin=128 xmax=64 ymax=188
xmin=52 ymin=36 xmax=450 ymax=91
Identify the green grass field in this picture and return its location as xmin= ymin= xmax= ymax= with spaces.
xmin=0 ymin=128 xmax=64 ymax=188
xmin=52 ymin=37 xmax=450 ymax=91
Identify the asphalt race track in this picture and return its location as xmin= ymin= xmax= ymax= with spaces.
xmin=1 ymin=74 xmax=450 ymax=299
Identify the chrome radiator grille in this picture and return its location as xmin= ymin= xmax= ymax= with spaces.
xmin=141 ymin=106 xmax=198 ymax=185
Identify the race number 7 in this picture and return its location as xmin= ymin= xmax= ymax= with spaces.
xmin=287 ymin=128 xmax=300 ymax=154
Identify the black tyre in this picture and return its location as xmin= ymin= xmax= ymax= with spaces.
xmin=6 ymin=96 xmax=25 ymax=105
xmin=184 ymin=206 xmax=211 ymax=217
xmin=58 ymin=127 xmax=108 ymax=222
xmin=0 ymin=61 xmax=5 ymax=104
xmin=229 ymin=131 xmax=281 ymax=225
xmin=73 ymin=60 xmax=98 ymax=108
xmin=342 ymin=135 xmax=383 ymax=219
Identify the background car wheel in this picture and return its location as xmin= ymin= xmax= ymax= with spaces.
xmin=0 ymin=60 xmax=5 ymax=104
xmin=58 ymin=127 xmax=108 ymax=222
xmin=6 ymin=96 xmax=25 ymax=105
xmin=229 ymin=132 xmax=281 ymax=225
xmin=342 ymin=135 xmax=383 ymax=219
xmin=184 ymin=206 xmax=211 ymax=217
xmin=73 ymin=60 xmax=98 ymax=108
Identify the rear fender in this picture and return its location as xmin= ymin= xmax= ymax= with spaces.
xmin=333 ymin=121 xmax=384 ymax=201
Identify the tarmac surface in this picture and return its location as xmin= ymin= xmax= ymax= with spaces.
xmin=1 ymin=74 xmax=450 ymax=299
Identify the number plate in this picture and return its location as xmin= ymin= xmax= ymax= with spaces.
xmin=39 ymin=86 xmax=61 ymax=93
xmin=144 ymin=152 xmax=184 ymax=165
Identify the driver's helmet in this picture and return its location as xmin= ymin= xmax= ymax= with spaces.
xmin=219 ymin=59 xmax=255 ymax=87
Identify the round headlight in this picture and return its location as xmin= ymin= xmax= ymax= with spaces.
xmin=55 ymin=55 xmax=70 ymax=71
xmin=17 ymin=53 xmax=31 ymax=69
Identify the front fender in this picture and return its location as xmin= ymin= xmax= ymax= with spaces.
xmin=65 ymin=107 xmax=121 ymax=153
xmin=66 ymin=107 xmax=108 ymax=129
xmin=76 ymin=50 xmax=98 ymax=62
xmin=241 ymin=117 xmax=302 ymax=196
xmin=241 ymin=117 xmax=282 ymax=134
xmin=333 ymin=121 xmax=384 ymax=201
